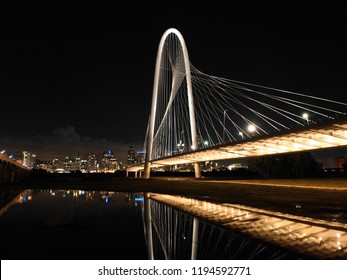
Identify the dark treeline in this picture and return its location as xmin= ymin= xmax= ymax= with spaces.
xmin=248 ymin=152 xmax=345 ymax=179
xmin=153 ymin=152 xmax=346 ymax=179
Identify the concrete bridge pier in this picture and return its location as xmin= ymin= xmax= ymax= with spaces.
xmin=194 ymin=162 xmax=201 ymax=179
xmin=126 ymin=170 xmax=143 ymax=178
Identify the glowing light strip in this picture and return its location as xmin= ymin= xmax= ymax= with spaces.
xmin=151 ymin=194 xmax=347 ymax=259
xmin=127 ymin=119 xmax=347 ymax=172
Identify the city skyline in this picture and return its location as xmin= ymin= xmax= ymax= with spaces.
xmin=1 ymin=4 xmax=346 ymax=162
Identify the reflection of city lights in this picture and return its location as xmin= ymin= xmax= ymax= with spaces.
xmin=100 ymin=192 xmax=114 ymax=203
xmin=86 ymin=192 xmax=95 ymax=201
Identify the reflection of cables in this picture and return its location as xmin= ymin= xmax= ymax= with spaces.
xmin=149 ymin=199 xmax=195 ymax=259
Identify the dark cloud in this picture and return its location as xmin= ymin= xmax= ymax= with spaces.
xmin=52 ymin=125 xmax=81 ymax=143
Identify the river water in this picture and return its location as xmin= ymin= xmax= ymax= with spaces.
xmin=0 ymin=187 xmax=326 ymax=260
xmin=0 ymin=189 xmax=147 ymax=259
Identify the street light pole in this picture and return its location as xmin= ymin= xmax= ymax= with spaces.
xmin=177 ymin=130 xmax=185 ymax=153
xmin=238 ymin=131 xmax=244 ymax=140
xmin=223 ymin=109 xmax=227 ymax=142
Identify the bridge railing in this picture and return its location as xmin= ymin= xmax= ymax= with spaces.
xmin=0 ymin=152 xmax=31 ymax=184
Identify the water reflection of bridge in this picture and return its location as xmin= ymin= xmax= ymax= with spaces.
xmin=143 ymin=193 xmax=347 ymax=259
xmin=0 ymin=187 xmax=25 ymax=216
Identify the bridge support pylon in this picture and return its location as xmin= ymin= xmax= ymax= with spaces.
xmin=194 ymin=162 xmax=201 ymax=179
xmin=144 ymin=162 xmax=151 ymax=179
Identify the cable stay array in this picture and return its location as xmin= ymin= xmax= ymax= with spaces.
xmin=147 ymin=31 xmax=347 ymax=161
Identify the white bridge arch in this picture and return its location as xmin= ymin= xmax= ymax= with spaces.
xmin=144 ymin=28 xmax=200 ymax=178
xmin=126 ymin=28 xmax=347 ymax=179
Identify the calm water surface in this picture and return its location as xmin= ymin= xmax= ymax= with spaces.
xmin=1 ymin=186 xmax=315 ymax=260
xmin=0 ymin=188 xmax=146 ymax=260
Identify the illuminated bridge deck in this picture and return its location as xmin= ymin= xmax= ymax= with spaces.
xmin=127 ymin=117 xmax=347 ymax=172
xmin=151 ymin=194 xmax=347 ymax=259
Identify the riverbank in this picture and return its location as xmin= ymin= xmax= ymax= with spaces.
xmin=4 ymin=176 xmax=347 ymax=224
xmin=115 ymin=177 xmax=347 ymax=224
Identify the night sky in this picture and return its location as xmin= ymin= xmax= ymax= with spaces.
xmin=1 ymin=3 xmax=346 ymax=163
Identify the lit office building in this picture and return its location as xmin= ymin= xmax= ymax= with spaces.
xmin=64 ymin=156 xmax=73 ymax=172
xmin=75 ymin=153 xmax=81 ymax=171
xmin=127 ymin=146 xmax=136 ymax=165
xmin=101 ymin=150 xmax=118 ymax=172
xmin=136 ymin=150 xmax=145 ymax=164
xmin=80 ymin=159 xmax=88 ymax=173
xmin=87 ymin=153 xmax=98 ymax=173
xmin=22 ymin=151 xmax=37 ymax=168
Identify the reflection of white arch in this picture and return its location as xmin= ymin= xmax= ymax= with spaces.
xmin=144 ymin=28 xmax=201 ymax=178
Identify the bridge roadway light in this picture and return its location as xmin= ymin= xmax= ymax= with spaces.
xmin=303 ymin=113 xmax=309 ymax=125
xmin=177 ymin=140 xmax=184 ymax=153
xmin=238 ymin=131 xmax=244 ymax=139
xmin=247 ymin=124 xmax=256 ymax=133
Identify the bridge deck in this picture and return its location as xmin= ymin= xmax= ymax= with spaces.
xmin=127 ymin=117 xmax=347 ymax=172
xmin=151 ymin=194 xmax=347 ymax=259
xmin=0 ymin=153 xmax=30 ymax=170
